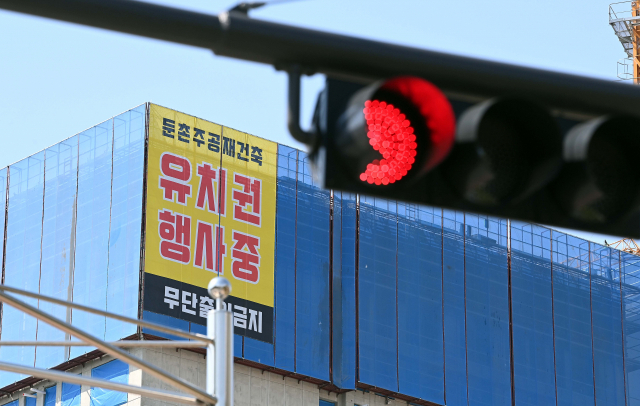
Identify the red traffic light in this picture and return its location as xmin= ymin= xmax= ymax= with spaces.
xmin=335 ymin=76 xmax=456 ymax=187
xmin=311 ymin=75 xmax=640 ymax=238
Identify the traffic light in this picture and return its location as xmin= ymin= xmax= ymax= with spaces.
xmin=1 ymin=0 xmax=640 ymax=237
xmin=549 ymin=116 xmax=640 ymax=224
xmin=311 ymin=77 xmax=640 ymax=238
xmin=331 ymin=76 xmax=456 ymax=186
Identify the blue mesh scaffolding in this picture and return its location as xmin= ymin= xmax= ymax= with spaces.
xmin=0 ymin=106 xmax=636 ymax=406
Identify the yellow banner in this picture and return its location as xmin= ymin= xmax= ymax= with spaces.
xmin=144 ymin=104 xmax=276 ymax=337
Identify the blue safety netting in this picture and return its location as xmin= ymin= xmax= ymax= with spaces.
xmin=397 ymin=203 xmax=444 ymax=403
xmin=358 ymin=195 xmax=398 ymax=392
xmin=273 ymin=145 xmax=297 ymax=371
xmin=44 ymin=385 xmax=56 ymax=406
xmin=442 ymin=210 xmax=467 ymax=406
xmin=61 ymin=382 xmax=81 ymax=406
xmin=465 ymin=214 xmax=510 ymax=406
xmin=0 ymin=106 xmax=145 ymax=388
xmin=331 ymin=191 xmax=357 ymax=389
xmin=552 ymin=232 xmax=594 ymax=406
xmin=510 ymin=222 xmax=555 ymax=406
xmin=90 ymin=360 xmax=128 ymax=406
xmin=294 ymin=152 xmax=330 ymax=380
xmin=621 ymin=251 xmax=640 ymax=406
xmin=590 ymin=243 xmax=625 ymax=406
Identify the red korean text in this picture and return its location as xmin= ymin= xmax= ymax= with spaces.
xmin=232 ymin=174 xmax=261 ymax=226
xmin=159 ymin=152 xmax=192 ymax=205
xmin=193 ymin=220 xmax=227 ymax=274
xmin=158 ymin=209 xmax=191 ymax=264
xmin=195 ymin=162 xmax=226 ymax=215
xmin=231 ymin=231 xmax=260 ymax=283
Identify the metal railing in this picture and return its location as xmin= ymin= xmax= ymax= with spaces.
xmin=610 ymin=2 xmax=637 ymax=58
xmin=618 ymin=57 xmax=635 ymax=80
xmin=0 ymin=277 xmax=235 ymax=406
xmin=610 ymin=1 xmax=634 ymax=22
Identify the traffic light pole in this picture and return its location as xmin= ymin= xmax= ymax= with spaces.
xmin=287 ymin=64 xmax=317 ymax=145
xmin=1 ymin=0 xmax=640 ymax=118
xmin=207 ymin=278 xmax=235 ymax=406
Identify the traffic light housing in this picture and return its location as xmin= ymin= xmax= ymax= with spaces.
xmin=312 ymin=77 xmax=640 ymax=238
xmin=333 ymin=76 xmax=456 ymax=186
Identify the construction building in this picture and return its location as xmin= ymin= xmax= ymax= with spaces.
xmin=0 ymin=103 xmax=637 ymax=406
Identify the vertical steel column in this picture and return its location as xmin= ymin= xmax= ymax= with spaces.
xmin=207 ymin=277 xmax=234 ymax=406
xmin=633 ymin=1 xmax=640 ymax=84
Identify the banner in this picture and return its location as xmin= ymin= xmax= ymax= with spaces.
xmin=143 ymin=104 xmax=276 ymax=343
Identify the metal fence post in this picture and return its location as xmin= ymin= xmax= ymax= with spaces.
xmin=207 ymin=277 xmax=234 ymax=406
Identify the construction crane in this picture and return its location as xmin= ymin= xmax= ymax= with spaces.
xmin=604 ymin=3 xmax=640 ymax=254
xmin=605 ymin=238 xmax=640 ymax=255
xmin=609 ymin=1 xmax=640 ymax=82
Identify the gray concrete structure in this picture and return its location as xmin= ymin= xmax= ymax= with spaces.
xmin=0 ymin=348 xmax=418 ymax=406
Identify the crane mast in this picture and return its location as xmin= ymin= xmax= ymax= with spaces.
xmin=610 ymin=1 xmax=640 ymax=82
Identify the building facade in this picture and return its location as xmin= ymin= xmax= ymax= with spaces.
xmin=0 ymin=103 xmax=637 ymax=406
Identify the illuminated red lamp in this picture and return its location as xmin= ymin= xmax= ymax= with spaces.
xmin=336 ymin=76 xmax=456 ymax=187
xmin=359 ymin=99 xmax=417 ymax=185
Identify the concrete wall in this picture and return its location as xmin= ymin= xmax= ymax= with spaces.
xmin=0 ymin=348 xmax=416 ymax=406
xmin=132 ymin=347 xmax=331 ymax=406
